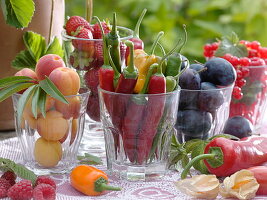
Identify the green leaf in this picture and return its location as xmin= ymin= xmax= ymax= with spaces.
xmin=31 ymin=87 xmax=40 ymax=119
xmin=39 ymin=77 xmax=69 ymax=105
xmin=3 ymin=0 xmax=35 ymax=28
xmin=17 ymin=85 xmax=37 ymax=126
xmin=184 ymin=139 xmax=203 ymax=153
xmin=181 ymin=155 xmax=189 ymax=169
xmin=77 ymin=153 xmax=103 ymax=165
xmin=11 ymin=50 xmax=36 ymax=70
xmin=46 ymin=37 xmax=64 ymax=58
xmin=191 ymin=141 xmax=209 ymax=174
xmin=23 ymin=31 xmax=46 ymax=61
xmin=37 ymin=89 xmax=47 ymax=118
xmin=214 ymin=32 xmax=248 ymax=58
xmin=0 ymin=76 xmax=34 ymax=89
xmin=0 ymin=82 xmax=34 ymax=102
xmin=0 ymin=157 xmax=37 ymax=184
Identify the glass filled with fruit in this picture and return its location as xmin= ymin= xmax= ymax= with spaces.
xmin=11 ymin=54 xmax=89 ymax=175
xmin=203 ymin=33 xmax=267 ymax=133
xmin=175 ymin=58 xmax=235 ymax=142
xmin=62 ymin=14 xmax=134 ymax=154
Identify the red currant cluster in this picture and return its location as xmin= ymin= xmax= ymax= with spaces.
xmin=203 ymin=40 xmax=267 ymax=100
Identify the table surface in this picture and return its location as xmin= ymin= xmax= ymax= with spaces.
xmin=1 ymin=119 xmax=267 ymax=200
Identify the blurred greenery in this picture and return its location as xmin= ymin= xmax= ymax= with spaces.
xmin=65 ymin=0 xmax=267 ymax=63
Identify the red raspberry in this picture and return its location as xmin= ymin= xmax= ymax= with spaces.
xmin=0 ymin=178 xmax=11 ymax=198
xmin=72 ymin=27 xmax=94 ymax=52
xmin=65 ymin=16 xmax=92 ymax=36
xmin=33 ymin=184 xmax=56 ymax=200
xmin=1 ymin=171 xmax=17 ymax=186
xmin=92 ymin=21 xmax=111 ymax=39
xmin=7 ymin=179 xmax=33 ymax=200
xmin=36 ymin=176 xmax=56 ymax=190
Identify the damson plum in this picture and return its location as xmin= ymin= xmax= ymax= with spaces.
xmin=201 ymin=57 xmax=236 ymax=86
xmin=190 ymin=63 xmax=204 ymax=72
xmin=178 ymin=68 xmax=201 ymax=90
xmin=175 ymin=110 xmax=212 ymax=137
xmin=223 ymin=116 xmax=253 ymax=139
xmin=177 ymin=133 xmax=209 ymax=143
xmin=198 ymin=82 xmax=224 ymax=112
xmin=178 ymin=90 xmax=198 ymax=110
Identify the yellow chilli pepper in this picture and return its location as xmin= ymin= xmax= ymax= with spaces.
xmin=131 ymin=49 xmax=158 ymax=93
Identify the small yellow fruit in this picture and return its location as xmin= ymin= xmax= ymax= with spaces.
xmin=34 ymin=137 xmax=62 ymax=167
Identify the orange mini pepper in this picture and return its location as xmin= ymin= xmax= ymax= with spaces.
xmin=70 ymin=165 xmax=121 ymax=196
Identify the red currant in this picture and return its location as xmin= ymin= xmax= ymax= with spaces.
xmin=222 ymin=53 xmax=232 ymax=62
xmin=236 ymin=69 xmax=243 ymax=79
xmin=236 ymin=78 xmax=246 ymax=87
xmin=250 ymin=41 xmax=261 ymax=50
xmin=240 ymin=40 xmax=249 ymax=46
xmin=248 ymin=49 xmax=259 ymax=58
xmin=240 ymin=67 xmax=250 ymax=77
xmin=211 ymin=42 xmax=219 ymax=50
xmin=239 ymin=57 xmax=250 ymax=66
xmin=232 ymin=86 xmax=243 ymax=100
xmin=204 ymin=44 xmax=212 ymax=51
xmin=250 ymin=57 xmax=265 ymax=66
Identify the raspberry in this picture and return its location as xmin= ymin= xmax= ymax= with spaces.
xmin=92 ymin=21 xmax=111 ymax=39
xmin=0 ymin=178 xmax=11 ymax=198
xmin=1 ymin=171 xmax=17 ymax=186
xmin=36 ymin=176 xmax=56 ymax=190
xmin=65 ymin=16 xmax=92 ymax=36
xmin=33 ymin=184 xmax=56 ymax=200
xmin=7 ymin=179 xmax=33 ymax=200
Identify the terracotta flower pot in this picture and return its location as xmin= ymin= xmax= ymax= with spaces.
xmin=0 ymin=0 xmax=65 ymax=130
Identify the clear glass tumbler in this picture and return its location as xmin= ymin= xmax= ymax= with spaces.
xmin=229 ymin=65 xmax=267 ymax=134
xmin=62 ymin=27 xmax=133 ymax=155
xmin=99 ymin=88 xmax=180 ymax=181
xmin=175 ymin=85 xmax=233 ymax=143
xmin=12 ymin=89 xmax=89 ymax=175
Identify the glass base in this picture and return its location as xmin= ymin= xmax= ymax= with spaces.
xmin=22 ymin=160 xmax=76 ymax=176
xmin=78 ymin=115 xmax=106 ymax=157
xmin=108 ymin=161 xmax=167 ymax=181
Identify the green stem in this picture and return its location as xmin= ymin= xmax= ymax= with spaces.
xmin=139 ymin=63 xmax=158 ymax=94
xmin=181 ymin=154 xmax=215 ymax=179
xmin=48 ymin=0 xmax=55 ymax=44
xmin=150 ymin=31 xmax=164 ymax=55
xmin=95 ymin=177 xmax=121 ymax=192
xmin=111 ymin=12 xmax=118 ymax=37
xmin=157 ymin=42 xmax=166 ymax=57
xmin=98 ymin=183 xmax=121 ymax=191
xmin=93 ymin=16 xmax=109 ymax=65
xmin=133 ymin=8 xmax=147 ymax=38
xmin=176 ymin=24 xmax=188 ymax=53
xmin=174 ymin=56 xmax=189 ymax=80
xmin=108 ymin=45 xmax=120 ymax=88
xmin=86 ymin=0 xmax=93 ymax=23
xmin=124 ymin=40 xmax=135 ymax=73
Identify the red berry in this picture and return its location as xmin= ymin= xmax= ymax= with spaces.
xmin=0 ymin=178 xmax=11 ymax=198
xmin=259 ymin=47 xmax=267 ymax=59
xmin=211 ymin=42 xmax=219 ymax=50
xmin=240 ymin=67 xmax=250 ymax=78
xmin=7 ymin=180 xmax=33 ymax=200
xmin=250 ymin=57 xmax=265 ymax=66
xmin=203 ymin=50 xmax=213 ymax=58
xmin=240 ymin=40 xmax=249 ymax=46
xmin=236 ymin=78 xmax=246 ymax=87
xmin=250 ymin=41 xmax=261 ymax=50
xmin=248 ymin=49 xmax=259 ymax=58
xmin=92 ymin=22 xmax=111 ymax=39
xmin=1 ymin=171 xmax=17 ymax=186
xmin=33 ymin=183 xmax=56 ymax=200
xmin=87 ymin=93 xmax=100 ymax=122
xmin=84 ymin=68 xmax=100 ymax=94
xmin=204 ymin=44 xmax=212 ymax=51
xmin=239 ymin=57 xmax=250 ymax=66
xmin=72 ymin=27 xmax=94 ymax=52
xmin=65 ymin=16 xmax=92 ymax=36
xmin=94 ymin=41 xmax=103 ymax=62
xmin=232 ymin=86 xmax=243 ymax=100
xmin=236 ymin=69 xmax=243 ymax=79
xmin=222 ymin=53 xmax=232 ymax=62
xmin=229 ymin=56 xmax=240 ymax=67
xmin=36 ymin=176 xmax=56 ymax=190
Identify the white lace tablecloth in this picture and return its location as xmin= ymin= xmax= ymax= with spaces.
xmin=1 ymin=137 xmax=267 ymax=200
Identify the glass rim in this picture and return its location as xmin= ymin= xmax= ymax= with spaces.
xmin=246 ymin=65 xmax=267 ymax=69
xmin=61 ymin=26 xmax=134 ymax=41
xmin=12 ymin=87 xmax=90 ymax=98
xmin=98 ymin=86 xmax=181 ymax=96
xmin=180 ymin=83 xmax=234 ymax=92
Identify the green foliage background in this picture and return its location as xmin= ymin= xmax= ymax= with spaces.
xmin=65 ymin=0 xmax=267 ymax=62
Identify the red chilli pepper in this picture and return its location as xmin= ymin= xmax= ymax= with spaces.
xmin=181 ymin=136 xmax=267 ymax=179
xmin=247 ymin=166 xmax=267 ymax=195
xmin=122 ymin=64 xmax=157 ymax=163
xmin=125 ymin=8 xmax=147 ymax=63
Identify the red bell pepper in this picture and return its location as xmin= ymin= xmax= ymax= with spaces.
xmin=181 ymin=136 xmax=267 ymax=179
xmin=247 ymin=166 xmax=267 ymax=195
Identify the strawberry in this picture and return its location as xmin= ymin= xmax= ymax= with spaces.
xmin=72 ymin=27 xmax=95 ymax=53
xmin=94 ymin=41 xmax=103 ymax=62
xmin=92 ymin=21 xmax=111 ymax=39
xmin=65 ymin=16 xmax=92 ymax=36
xmin=84 ymin=68 xmax=99 ymax=94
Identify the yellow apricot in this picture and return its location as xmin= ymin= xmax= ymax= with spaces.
xmin=34 ymin=137 xmax=62 ymax=167
xmin=55 ymin=96 xmax=81 ymax=119
xmin=37 ymin=110 xmax=69 ymax=141
xmin=22 ymin=112 xmax=37 ymax=129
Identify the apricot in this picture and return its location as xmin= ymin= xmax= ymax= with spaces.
xmin=15 ymin=68 xmax=38 ymax=93
xmin=37 ymin=110 xmax=69 ymax=141
xmin=23 ymin=96 xmax=55 ymax=118
xmin=48 ymin=67 xmax=80 ymax=96
xmin=23 ymin=112 xmax=37 ymax=129
xmin=55 ymin=96 xmax=81 ymax=119
xmin=35 ymin=54 xmax=66 ymax=80
xmin=34 ymin=137 xmax=62 ymax=167
xmin=59 ymin=119 xmax=78 ymax=145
